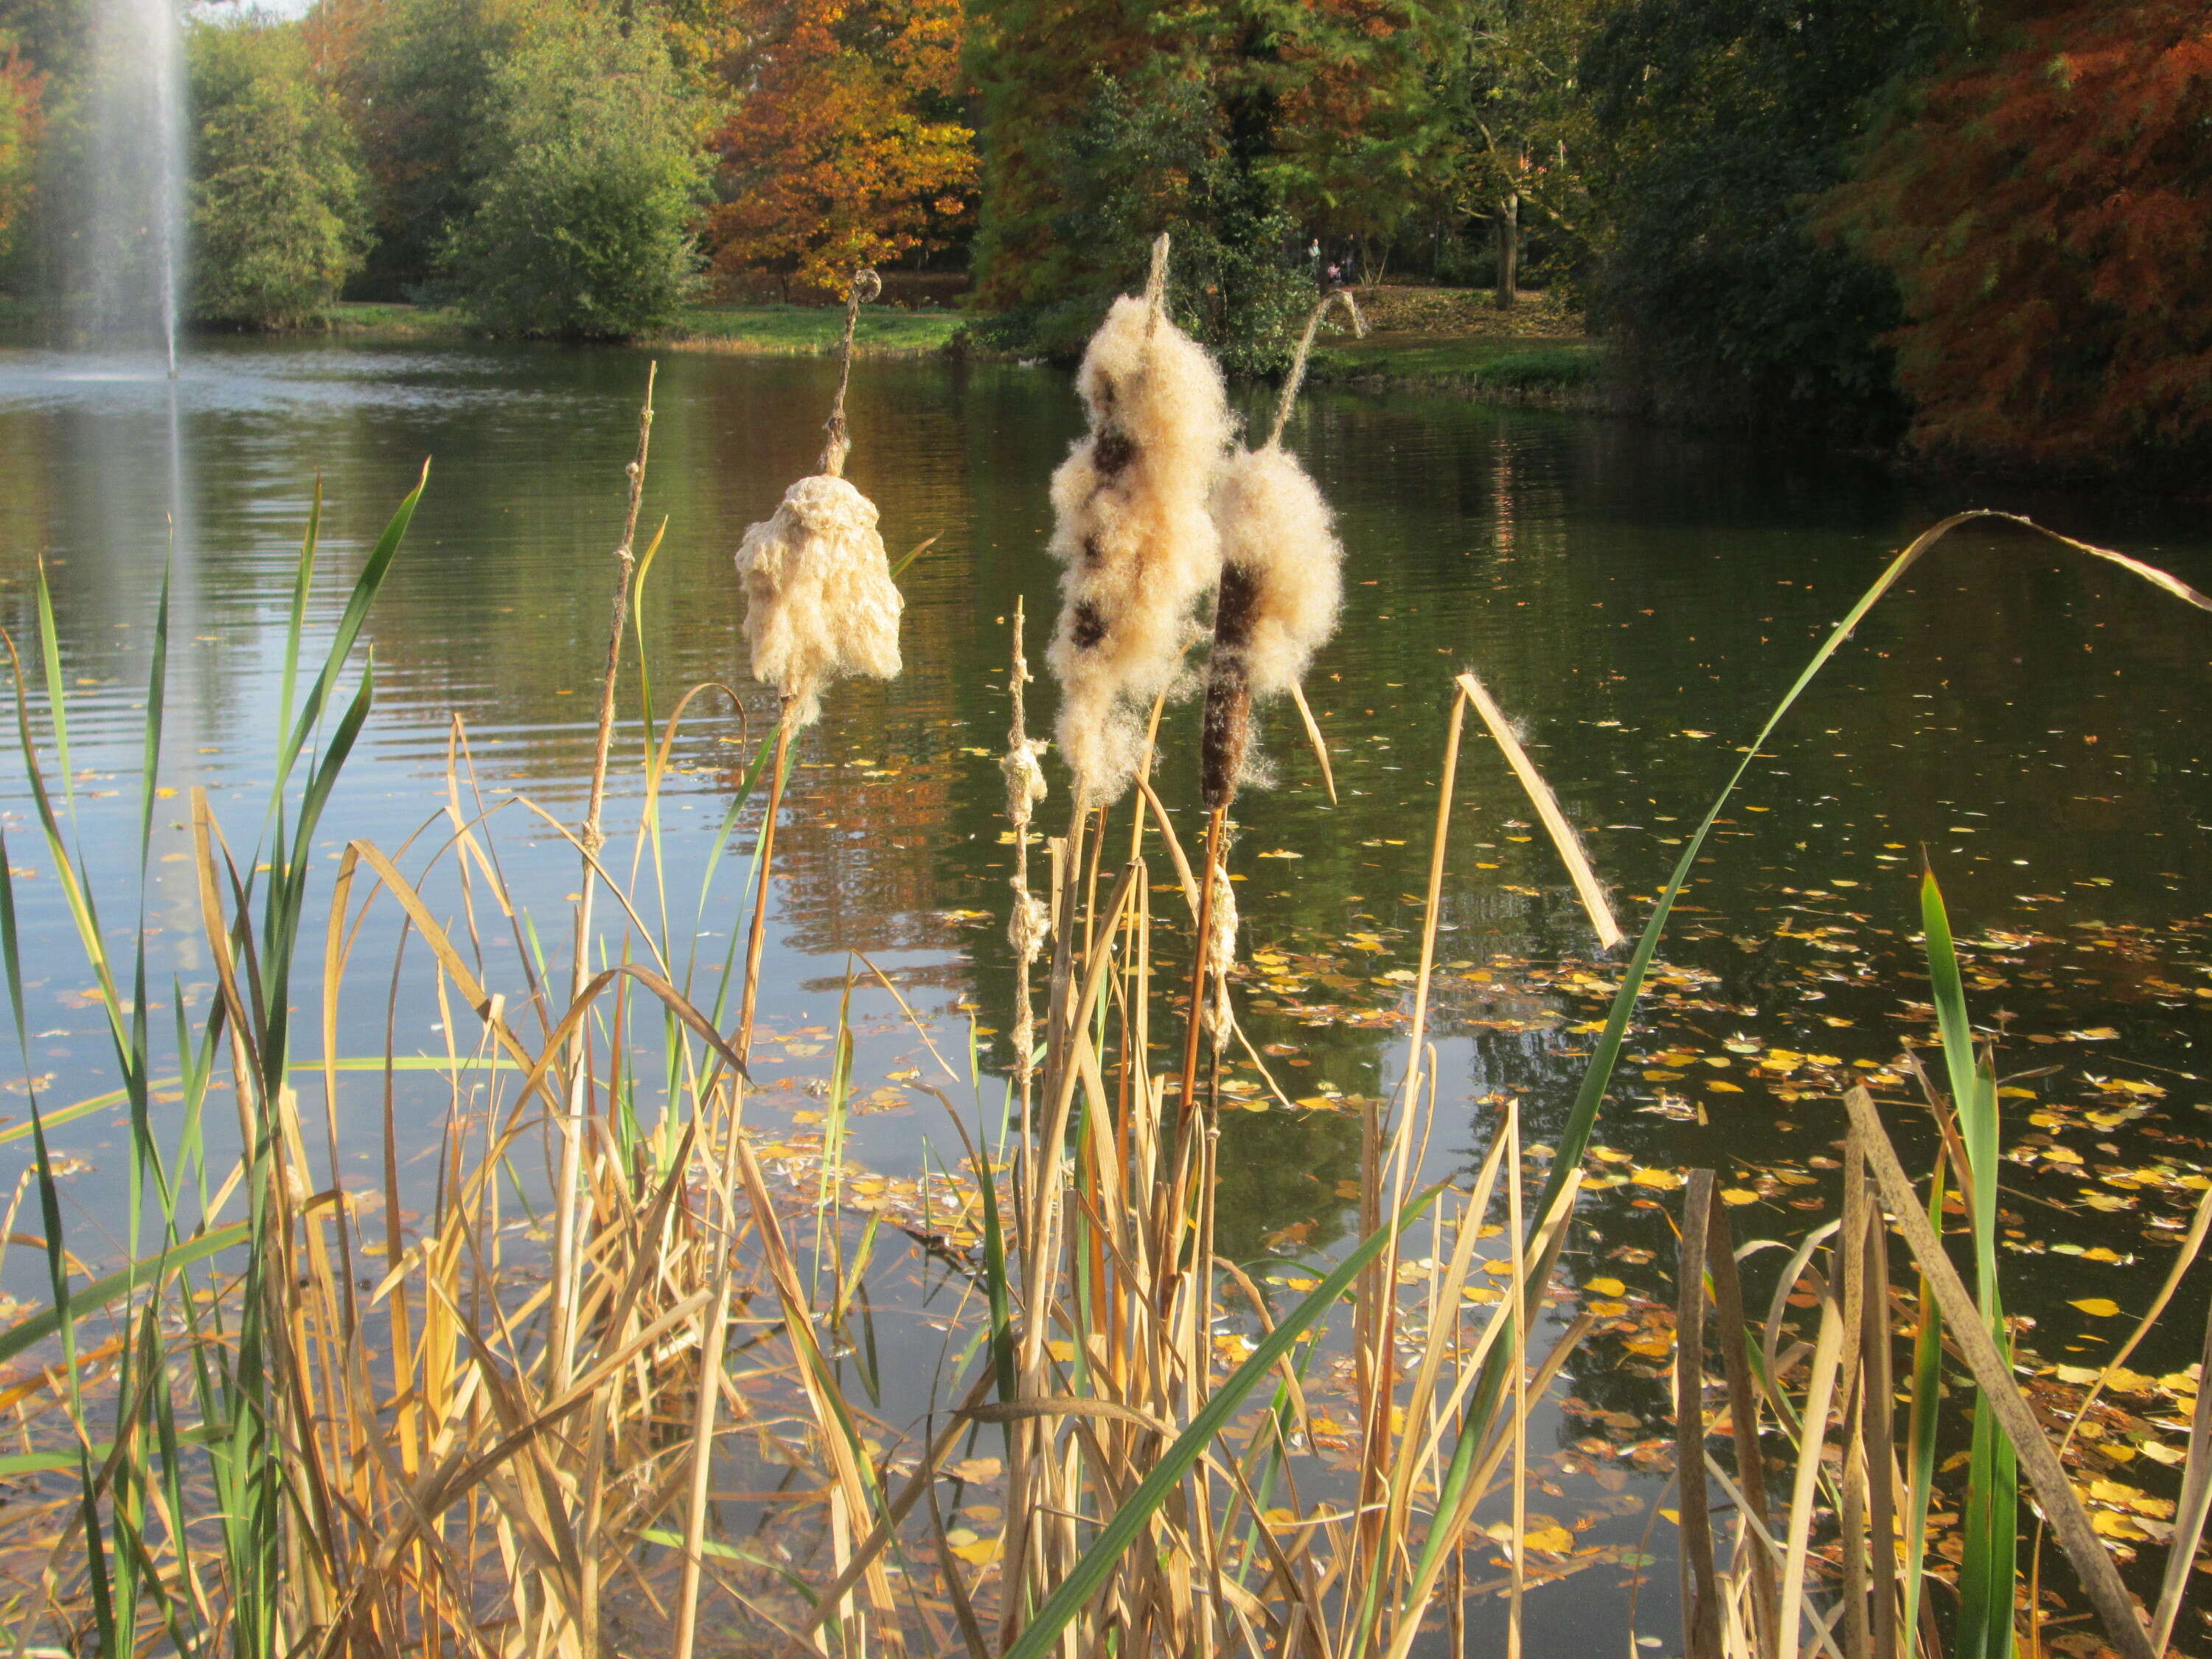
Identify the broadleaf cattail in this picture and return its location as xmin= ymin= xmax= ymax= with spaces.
xmin=732 ymin=269 xmax=902 ymax=729
xmin=1047 ymin=234 xmax=1233 ymax=807
xmin=1199 ymin=288 xmax=1361 ymax=808
xmin=730 ymin=270 xmax=904 ymax=1066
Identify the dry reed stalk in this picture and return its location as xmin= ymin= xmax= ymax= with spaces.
xmin=552 ymin=364 xmax=655 ymax=1401
xmin=1840 ymin=1086 xmax=2160 ymax=1659
xmin=1678 ymin=1172 xmax=1723 ymax=1659
xmin=1004 ymin=600 xmax=1050 ymax=1096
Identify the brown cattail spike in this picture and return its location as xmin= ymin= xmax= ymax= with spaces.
xmin=1199 ymin=562 xmax=1258 ymax=810
xmin=1197 ymin=296 xmax=1356 ymax=810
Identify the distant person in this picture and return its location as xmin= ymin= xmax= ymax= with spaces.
xmin=1326 ymin=262 xmax=1341 ymax=286
xmin=1308 ymin=239 xmax=1322 ymax=285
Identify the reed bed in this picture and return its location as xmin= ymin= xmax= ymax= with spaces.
xmin=1 ymin=297 xmax=2211 ymax=1659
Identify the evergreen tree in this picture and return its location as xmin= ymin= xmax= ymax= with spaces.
xmin=188 ymin=18 xmax=367 ymax=328
xmin=968 ymin=0 xmax=1426 ymax=367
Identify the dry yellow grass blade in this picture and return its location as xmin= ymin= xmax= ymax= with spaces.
xmin=1453 ymin=670 xmax=1623 ymax=950
xmin=1287 ymin=681 xmax=1338 ymax=804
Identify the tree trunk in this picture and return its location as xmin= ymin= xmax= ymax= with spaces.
xmin=1494 ymin=192 xmax=1520 ymax=311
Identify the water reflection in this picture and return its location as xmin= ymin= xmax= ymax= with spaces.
xmin=4 ymin=340 xmax=2212 ymax=1326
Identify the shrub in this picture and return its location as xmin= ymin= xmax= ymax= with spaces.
xmin=187 ymin=19 xmax=366 ymax=330
xmin=448 ymin=7 xmax=704 ymax=341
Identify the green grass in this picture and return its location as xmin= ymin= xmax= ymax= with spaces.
xmin=661 ymin=302 xmax=961 ymax=355
xmin=324 ymin=300 xmax=964 ymax=355
xmin=1309 ymin=334 xmax=1605 ymax=391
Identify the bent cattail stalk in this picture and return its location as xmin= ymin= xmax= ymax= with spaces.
xmin=1046 ymin=234 xmax=1234 ymax=810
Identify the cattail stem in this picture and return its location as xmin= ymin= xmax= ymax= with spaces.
xmin=1266 ymin=288 xmax=1365 ymax=451
xmin=1172 ymin=804 xmax=1227 ymax=1200
xmin=551 ymin=361 xmax=655 ymax=1397
xmin=736 ymin=706 xmax=795 ymax=1061
xmin=819 ymin=268 xmax=881 ymax=479
xmin=1142 ymin=232 xmax=1170 ymax=335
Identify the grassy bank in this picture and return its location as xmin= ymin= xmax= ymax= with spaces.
xmin=326 ymin=299 xmax=964 ymax=355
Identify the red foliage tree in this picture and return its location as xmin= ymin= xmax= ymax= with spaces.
xmin=708 ymin=0 xmax=976 ymax=293
xmin=1825 ymin=1 xmax=2212 ymax=472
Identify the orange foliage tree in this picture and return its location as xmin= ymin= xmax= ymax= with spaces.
xmin=0 ymin=32 xmax=45 ymax=258
xmin=708 ymin=0 xmax=976 ymax=293
xmin=1825 ymin=1 xmax=2212 ymax=472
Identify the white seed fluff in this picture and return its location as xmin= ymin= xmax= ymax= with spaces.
xmin=1046 ymin=294 xmax=1232 ymax=804
xmin=1208 ymin=443 xmax=1343 ymax=700
xmin=733 ymin=473 xmax=904 ymax=727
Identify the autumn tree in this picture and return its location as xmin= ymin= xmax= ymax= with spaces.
xmin=1823 ymin=1 xmax=2212 ymax=473
xmin=708 ymin=0 xmax=976 ymax=294
xmin=0 ymin=29 xmax=42 ymax=269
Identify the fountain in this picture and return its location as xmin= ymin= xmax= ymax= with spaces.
xmin=78 ymin=0 xmax=187 ymax=374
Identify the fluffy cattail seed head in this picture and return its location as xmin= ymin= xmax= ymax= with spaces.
xmin=1047 ymin=257 xmax=1233 ymax=806
xmin=733 ymin=474 xmax=904 ymax=727
xmin=1197 ymin=290 xmax=1354 ymax=807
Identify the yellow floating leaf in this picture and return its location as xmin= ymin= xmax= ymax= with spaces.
xmin=1585 ymin=1277 xmax=1627 ymax=1297
xmin=1720 ymin=1189 xmax=1760 ymax=1206
xmin=1630 ymin=1167 xmax=1684 ymax=1190
xmin=1523 ymin=1525 xmax=1576 ymax=1556
xmin=949 ymin=1532 xmax=1004 ymax=1565
xmin=2070 ymin=1298 xmax=2121 ymax=1318
xmin=1708 ymin=1080 xmax=1744 ymax=1093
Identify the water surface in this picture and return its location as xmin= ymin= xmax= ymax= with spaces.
xmin=5 ymin=337 xmax=2211 ymax=1645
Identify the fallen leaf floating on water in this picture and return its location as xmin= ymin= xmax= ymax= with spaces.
xmin=2070 ymin=1298 xmax=2122 ymax=1317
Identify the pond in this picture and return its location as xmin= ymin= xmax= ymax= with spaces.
xmin=4 ymin=337 xmax=2210 ymax=1647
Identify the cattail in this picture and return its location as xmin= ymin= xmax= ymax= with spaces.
xmin=729 ymin=271 xmax=902 ymax=1064
xmin=1046 ymin=234 xmax=1233 ymax=807
xmin=732 ymin=270 xmax=902 ymax=729
xmin=1198 ymin=288 xmax=1361 ymax=808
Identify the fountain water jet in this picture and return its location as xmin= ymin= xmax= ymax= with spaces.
xmin=79 ymin=0 xmax=187 ymax=375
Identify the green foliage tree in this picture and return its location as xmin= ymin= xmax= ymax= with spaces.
xmin=448 ymin=4 xmax=706 ymax=339
xmin=1430 ymin=0 xmax=1601 ymax=307
xmin=187 ymin=18 xmax=367 ymax=329
xmin=1579 ymin=0 xmax=1960 ymax=430
xmin=316 ymin=0 xmax=516 ymax=303
xmin=982 ymin=65 xmax=1309 ymax=371
xmin=968 ymin=0 xmax=1429 ymax=369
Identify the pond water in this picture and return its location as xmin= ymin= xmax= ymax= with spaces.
xmin=4 ymin=338 xmax=2210 ymax=1644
